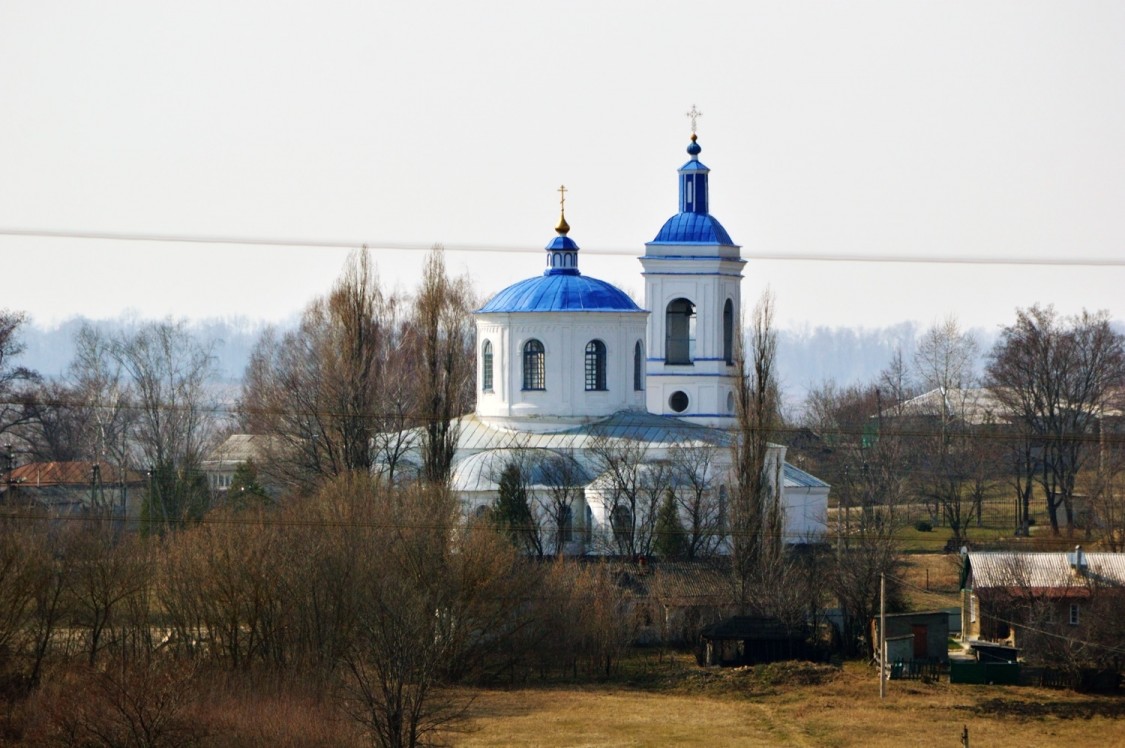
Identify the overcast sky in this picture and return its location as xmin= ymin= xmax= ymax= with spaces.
xmin=1 ymin=1 xmax=1122 ymax=333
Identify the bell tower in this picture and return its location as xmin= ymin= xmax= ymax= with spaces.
xmin=640 ymin=108 xmax=745 ymax=429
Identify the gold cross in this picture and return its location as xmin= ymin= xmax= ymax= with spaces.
xmin=558 ymin=184 xmax=567 ymax=213
xmin=686 ymin=105 xmax=702 ymax=135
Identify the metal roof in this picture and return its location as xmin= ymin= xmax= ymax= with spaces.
xmin=477 ymin=273 xmax=642 ymax=313
xmin=451 ymin=447 xmax=593 ymax=493
xmin=9 ymin=461 xmax=145 ymax=486
xmin=889 ymin=388 xmax=1010 ymax=425
xmin=397 ymin=410 xmax=826 ymax=495
xmin=202 ymin=434 xmax=280 ymax=467
xmin=649 ymin=212 xmax=735 ymax=245
xmin=545 ymin=235 xmax=579 ymax=251
xmin=965 ymin=551 xmax=1125 ymax=590
xmin=448 ymin=410 xmax=732 ymax=454
xmin=679 ymin=159 xmax=710 ymax=173
xmin=784 ymin=463 xmax=830 ymax=489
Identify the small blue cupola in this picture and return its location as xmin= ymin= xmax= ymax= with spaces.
xmin=544 ymin=184 xmax=580 ymax=276
xmin=650 ymin=131 xmax=735 ymax=246
xmin=679 ymin=133 xmax=709 ymax=214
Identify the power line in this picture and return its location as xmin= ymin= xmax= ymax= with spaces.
xmin=7 ymin=397 xmax=1125 ymax=446
xmin=3 ymin=227 xmax=1125 ymax=267
xmin=888 ymin=571 xmax=1125 ymax=658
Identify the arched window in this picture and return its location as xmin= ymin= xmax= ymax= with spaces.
xmin=633 ymin=340 xmax=644 ymax=391
xmin=585 ymin=340 xmax=607 ymax=391
xmin=723 ymin=298 xmax=734 ymax=365
xmin=522 ymin=339 xmax=545 ymax=391
xmin=665 ymin=298 xmax=695 ymax=364
xmin=612 ymin=505 xmax=633 ymax=546
xmin=481 ymin=340 xmax=493 ymax=392
xmin=559 ymin=505 xmax=573 ymax=544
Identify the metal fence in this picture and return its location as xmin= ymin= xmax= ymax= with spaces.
xmin=889 ymin=659 xmax=949 ymax=681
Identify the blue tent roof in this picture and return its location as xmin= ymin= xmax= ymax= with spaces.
xmin=478 ymin=273 xmax=642 ymax=313
xmin=545 ymin=235 xmax=580 ymax=251
xmin=650 ymin=212 xmax=734 ymax=245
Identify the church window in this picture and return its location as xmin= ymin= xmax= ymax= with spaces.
xmin=723 ymin=298 xmax=734 ymax=365
xmin=669 ymin=390 xmax=689 ymax=413
xmin=585 ymin=505 xmax=594 ymax=543
xmin=585 ymin=340 xmax=607 ymax=391
xmin=665 ymin=298 xmax=695 ymax=364
xmin=522 ymin=339 xmax=545 ymax=391
xmin=481 ymin=340 xmax=493 ymax=392
xmin=559 ymin=505 xmax=573 ymax=544
xmin=612 ymin=505 xmax=632 ymax=545
xmin=633 ymin=340 xmax=644 ymax=391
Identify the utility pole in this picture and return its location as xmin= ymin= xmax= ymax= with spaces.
xmin=879 ymin=572 xmax=887 ymax=699
xmin=3 ymin=444 xmax=13 ymax=500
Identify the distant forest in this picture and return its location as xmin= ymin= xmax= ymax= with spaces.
xmin=16 ymin=313 xmax=1002 ymax=408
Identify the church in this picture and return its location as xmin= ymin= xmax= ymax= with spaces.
xmin=427 ymin=123 xmax=829 ymax=556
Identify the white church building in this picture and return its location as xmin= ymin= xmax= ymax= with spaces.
xmin=415 ymin=127 xmax=829 ymax=555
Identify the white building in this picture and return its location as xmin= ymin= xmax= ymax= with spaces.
xmin=397 ymin=129 xmax=829 ymax=555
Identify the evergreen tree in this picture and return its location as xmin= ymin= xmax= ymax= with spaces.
xmin=653 ymin=488 xmax=687 ymax=559
xmin=141 ymin=460 xmax=209 ymax=534
xmin=490 ymin=462 xmax=541 ymax=556
xmin=227 ymin=459 xmax=271 ymax=509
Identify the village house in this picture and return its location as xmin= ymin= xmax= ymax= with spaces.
xmin=1 ymin=460 xmax=146 ymax=519
xmin=960 ymin=549 xmax=1125 ymax=650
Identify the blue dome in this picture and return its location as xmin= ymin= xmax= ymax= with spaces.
xmin=546 ymin=235 xmax=579 ymax=251
xmin=650 ymin=212 xmax=734 ymax=245
xmin=478 ymin=274 xmax=642 ymax=313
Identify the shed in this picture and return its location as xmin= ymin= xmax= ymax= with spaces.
xmin=699 ymin=616 xmax=815 ymax=667
xmin=871 ymin=610 xmax=950 ymax=662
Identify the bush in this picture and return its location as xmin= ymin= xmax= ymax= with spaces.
xmin=913 ymin=520 xmax=933 ymax=533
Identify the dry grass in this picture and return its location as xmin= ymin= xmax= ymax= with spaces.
xmin=898 ymin=552 xmax=964 ymax=611
xmin=11 ymin=643 xmax=1125 ymax=747
xmin=453 ymin=659 xmax=1125 ymax=747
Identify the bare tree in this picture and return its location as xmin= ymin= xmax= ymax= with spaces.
xmin=911 ymin=318 xmax=991 ymax=545
xmin=729 ymin=290 xmax=783 ymax=612
xmin=668 ymin=440 xmax=724 ymax=559
xmin=0 ymin=518 xmax=42 ymax=682
xmin=21 ymin=382 xmax=89 ymax=462
xmin=0 ymin=310 xmax=39 ymax=447
xmin=913 ymin=316 xmax=979 ymax=397
xmin=987 ymin=306 xmax=1125 ymax=534
xmin=104 ymin=321 xmax=219 ymax=529
xmin=411 ymin=246 xmax=475 ymax=486
xmin=533 ymin=449 xmax=587 ymax=557
xmin=804 ymin=362 xmax=908 ymax=655
xmin=337 ymin=477 xmax=533 ymax=747
xmin=589 ymin=434 xmax=650 ymax=557
xmin=1090 ymin=399 xmax=1125 ymax=550
xmin=241 ymin=250 xmax=407 ymax=493
xmin=63 ymin=521 xmax=151 ymax=666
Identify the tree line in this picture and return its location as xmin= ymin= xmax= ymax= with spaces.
xmin=2 ymin=245 xmax=1125 ymax=744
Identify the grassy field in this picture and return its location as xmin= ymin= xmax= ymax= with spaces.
xmin=453 ymin=657 xmax=1125 ymax=747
